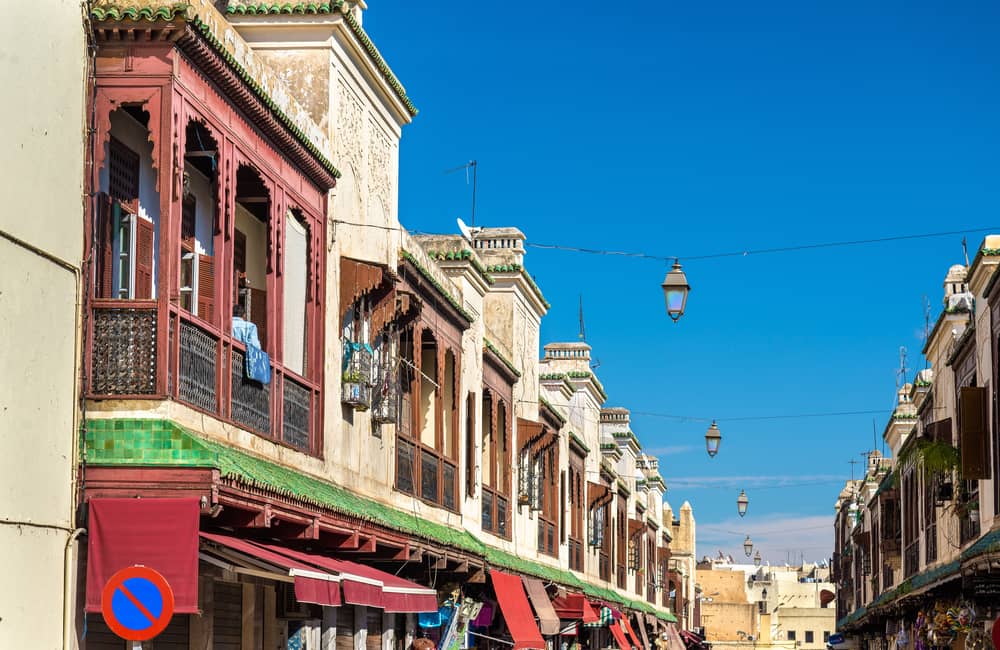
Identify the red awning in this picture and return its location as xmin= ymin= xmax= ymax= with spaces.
xmin=609 ymin=621 xmax=632 ymax=650
xmin=551 ymin=594 xmax=599 ymax=623
xmin=253 ymin=542 xmax=381 ymax=607
xmin=200 ymin=533 xmax=341 ymax=608
xmin=620 ymin=616 xmax=642 ymax=649
xmin=86 ymin=498 xmax=200 ymax=613
xmin=490 ymin=569 xmax=546 ymax=649
xmin=258 ymin=542 xmax=437 ymax=612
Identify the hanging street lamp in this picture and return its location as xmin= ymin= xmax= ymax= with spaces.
xmin=662 ymin=260 xmax=691 ymax=322
xmin=743 ymin=535 xmax=753 ymax=557
xmin=754 ymin=550 xmax=762 ymax=567
xmin=705 ymin=420 xmax=722 ymax=458
xmin=737 ymin=489 xmax=749 ymax=518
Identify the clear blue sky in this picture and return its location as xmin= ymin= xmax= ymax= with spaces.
xmin=363 ymin=0 xmax=1000 ymax=563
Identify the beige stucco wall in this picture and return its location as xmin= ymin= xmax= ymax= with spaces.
xmin=0 ymin=0 xmax=86 ymax=646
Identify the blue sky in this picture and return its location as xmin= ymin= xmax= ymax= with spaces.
xmin=363 ymin=0 xmax=1000 ymax=563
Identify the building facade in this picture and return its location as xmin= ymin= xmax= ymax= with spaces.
xmin=0 ymin=0 xmax=87 ymax=648
xmin=833 ymin=239 xmax=1000 ymax=650
xmin=697 ymin=559 xmax=834 ymax=650
xmin=41 ymin=1 xmax=702 ymax=649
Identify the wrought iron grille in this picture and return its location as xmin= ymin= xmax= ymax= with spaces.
xmin=230 ymin=348 xmax=270 ymax=435
xmin=282 ymin=376 xmax=311 ymax=451
xmin=178 ymin=320 xmax=217 ymax=413
xmin=91 ymin=307 xmax=157 ymax=394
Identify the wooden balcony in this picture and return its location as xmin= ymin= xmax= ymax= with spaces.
xmin=88 ymin=303 xmax=319 ymax=454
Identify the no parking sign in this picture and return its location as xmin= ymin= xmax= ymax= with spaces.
xmin=101 ymin=566 xmax=175 ymax=641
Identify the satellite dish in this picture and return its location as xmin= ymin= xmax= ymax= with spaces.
xmin=457 ymin=217 xmax=479 ymax=243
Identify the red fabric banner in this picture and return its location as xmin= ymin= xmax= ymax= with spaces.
xmin=86 ymin=498 xmax=200 ymax=613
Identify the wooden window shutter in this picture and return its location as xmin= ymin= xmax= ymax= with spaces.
xmin=108 ymin=136 xmax=140 ymax=211
xmin=466 ymin=392 xmax=476 ymax=498
xmin=250 ymin=287 xmax=267 ymax=349
xmin=95 ymin=192 xmax=115 ymax=298
xmin=197 ymin=254 xmax=215 ymax=323
xmin=134 ymin=217 xmax=155 ymax=299
xmin=181 ymin=194 xmax=197 ymax=249
xmin=960 ymin=386 xmax=990 ymax=479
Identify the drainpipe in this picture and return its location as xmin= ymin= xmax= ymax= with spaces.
xmin=64 ymin=527 xmax=87 ymax=650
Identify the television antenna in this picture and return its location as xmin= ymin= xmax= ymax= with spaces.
xmin=444 ymin=160 xmax=478 ymax=227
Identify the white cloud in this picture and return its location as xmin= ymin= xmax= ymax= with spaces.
xmin=696 ymin=514 xmax=833 ymax=565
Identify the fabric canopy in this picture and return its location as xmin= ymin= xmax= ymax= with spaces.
xmin=255 ymin=542 xmax=437 ymax=612
xmin=620 ymin=615 xmax=642 ymax=649
xmin=666 ymin=625 xmax=687 ymax=650
xmin=634 ymin=613 xmax=650 ymax=649
xmin=609 ymin=621 xmax=632 ymax=650
xmin=551 ymin=594 xmax=599 ymax=623
xmin=522 ymin=577 xmax=560 ymax=635
xmin=490 ymin=570 xmax=546 ymax=650
xmin=200 ymin=533 xmax=341 ymax=608
xmin=86 ymin=498 xmax=200 ymax=613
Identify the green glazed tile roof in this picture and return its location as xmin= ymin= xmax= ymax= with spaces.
xmin=538 ymin=396 xmax=566 ymax=424
xmin=225 ymin=0 xmax=417 ymax=116
xmin=484 ymin=547 xmax=585 ymax=590
xmin=90 ymin=3 xmax=190 ymax=20
xmin=910 ymin=559 xmax=960 ymax=590
xmin=85 ymin=418 xmax=652 ymax=602
xmin=568 ymin=432 xmax=591 ymax=455
xmin=426 ymin=249 xmax=494 ymax=286
xmin=484 ymin=338 xmax=521 ymax=378
xmin=961 ymin=527 xmax=1000 ymax=562
xmin=84 ymin=418 xmax=485 ymax=555
xmin=401 ymin=250 xmax=475 ymax=323
xmin=89 ymin=3 xmax=341 ymax=181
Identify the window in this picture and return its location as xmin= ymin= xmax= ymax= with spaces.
xmin=568 ymin=453 xmax=585 ymax=571
xmin=481 ymin=389 xmax=511 ymax=536
xmin=536 ymin=443 xmax=559 ymax=556
xmin=395 ymin=326 xmax=460 ymax=511
xmin=178 ymin=121 xmax=219 ymax=322
xmin=824 ymin=632 xmax=830 ymax=642
xmin=787 ymin=631 xmax=796 ymax=641
xmin=616 ymin=496 xmax=628 ymax=589
xmin=96 ymin=119 xmax=157 ymax=301
xmin=805 ymin=631 xmax=814 ymax=643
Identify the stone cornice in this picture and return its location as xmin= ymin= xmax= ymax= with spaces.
xmin=225 ymin=1 xmax=417 ymax=117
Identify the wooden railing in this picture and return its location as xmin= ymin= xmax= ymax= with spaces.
xmin=89 ymin=304 xmax=319 ymax=454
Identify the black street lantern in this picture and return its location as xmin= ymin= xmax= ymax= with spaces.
xmin=754 ymin=550 xmax=762 ymax=567
xmin=737 ymin=489 xmax=749 ymax=518
xmin=761 ymin=588 xmax=768 ymax=601
xmin=743 ymin=535 xmax=753 ymax=557
xmin=705 ymin=421 xmax=722 ymax=458
xmin=662 ymin=261 xmax=691 ymax=322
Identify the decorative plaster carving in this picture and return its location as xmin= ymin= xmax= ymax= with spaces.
xmin=335 ymin=78 xmax=364 ymax=175
xmin=368 ymin=119 xmax=393 ymax=220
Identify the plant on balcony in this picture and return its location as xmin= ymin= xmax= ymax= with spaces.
xmin=341 ymin=339 xmax=373 ymax=411
xmin=898 ymin=439 xmax=961 ymax=475
xmin=955 ymin=498 xmax=979 ymax=523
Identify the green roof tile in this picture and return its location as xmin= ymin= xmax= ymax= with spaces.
xmin=484 ymin=338 xmax=521 ymax=378
xmin=401 ymin=250 xmax=475 ymax=323
xmin=225 ymin=0 xmax=417 ymax=116
xmin=84 ymin=419 xmax=484 ymax=554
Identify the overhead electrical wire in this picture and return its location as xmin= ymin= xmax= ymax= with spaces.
xmin=526 ymin=225 xmax=1000 ymax=263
